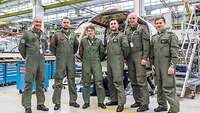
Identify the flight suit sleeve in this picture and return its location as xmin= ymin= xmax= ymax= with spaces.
xmin=99 ymin=40 xmax=106 ymax=61
xmin=121 ymin=33 xmax=130 ymax=58
xmin=73 ymin=34 xmax=79 ymax=54
xmin=141 ymin=25 xmax=150 ymax=59
xmin=50 ymin=34 xmax=57 ymax=56
xmin=79 ymin=39 xmax=84 ymax=59
xmin=169 ymin=32 xmax=179 ymax=67
xmin=18 ymin=32 xmax=27 ymax=59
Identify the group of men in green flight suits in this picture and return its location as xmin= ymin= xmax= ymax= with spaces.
xmin=19 ymin=13 xmax=180 ymax=113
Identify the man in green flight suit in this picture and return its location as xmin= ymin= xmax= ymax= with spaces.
xmin=18 ymin=16 xmax=49 ymax=113
xmin=50 ymin=17 xmax=80 ymax=110
xmin=105 ymin=19 xmax=129 ymax=112
xmin=150 ymin=16 xmax=180 ymax=113
xmin=79 ymin=25 xmax=106 ymax=109
xmin=124 ymin=12 xmax=150 ymax=112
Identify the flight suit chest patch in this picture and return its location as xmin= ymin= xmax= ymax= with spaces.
xmin=31 ymin=37 xmax=37 ymax=42
xmin=60 ymin=36 xmax=65 ymax=41
xmin=160 ymin=39 xmax=169 ymax=44
xmin=113 ymin=38 xmax=118 ymax=43
xmin=92 ymin=42 xmax=98 ymax=46
xmin=133 ymin=31 xmax=139 ymax=35
xmin=41 ymin=38 xmax=45 ymax=42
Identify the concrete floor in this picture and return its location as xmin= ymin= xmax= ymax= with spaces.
xmin=0 ymin=80 xmax=200 ymax=113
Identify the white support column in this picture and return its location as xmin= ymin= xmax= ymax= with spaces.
xmin=32 ymin=0 xmax=44 ymax=30
xmin=134 ymin=0 xmax=145 ymax=16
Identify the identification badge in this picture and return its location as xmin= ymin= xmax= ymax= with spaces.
xmin=39 ymin=45 xmax=43 ymax=54
xmin=130 ymin=42 xmax=134 ymax=47
xmin=113 ymin=39 xmax=118 ymax=43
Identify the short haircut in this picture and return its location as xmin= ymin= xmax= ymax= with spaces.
xmin=61 ymin=16 xmax=70 ymax=21
xmin=109 ymin=18 xmax=118 ymax=23
xmin=154 ymin=16 xmax=166 ymax=23
xmin=86 ymin=25 xmax=95 ymax=31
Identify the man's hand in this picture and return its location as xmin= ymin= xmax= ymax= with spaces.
xmin=141 ymin=59 xmax=147 ymax=65
xmin=168 ymin=65 xmax=175 ymax=75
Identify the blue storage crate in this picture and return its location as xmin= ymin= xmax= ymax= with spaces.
xmin=45 ymin=60 xmax=52 ymax=79
xmin=5 ymin=62 xmax=17 ymax=83
xmin=176 ymin=65 xmax=187 ymax=72
xmin=16 ymin=61 xmax=49 ymax=93
xmin=0 ymin=63 xmax=5 ymax=84
xmin=77 ymin=84 xmax=95 ymax=94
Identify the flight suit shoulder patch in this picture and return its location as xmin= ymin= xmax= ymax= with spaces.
xmin=50 ymin=36 xmax=56 ymax=44
xmin=60 ymin=35 xmax=65 ymax=41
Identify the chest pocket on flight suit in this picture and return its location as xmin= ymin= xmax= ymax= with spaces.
xmin=132 ymin=31 xmax=142 ymax=47
xmin=112 ymin=38 xmax=121 ymax=55
xmin=160 ymin=37 xmax=170 ymax=57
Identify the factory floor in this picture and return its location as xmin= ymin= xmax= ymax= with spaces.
xmin=0 ymin=80 xmax=199 ymax=113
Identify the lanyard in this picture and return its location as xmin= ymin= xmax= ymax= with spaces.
xmin=88 ymin=38 xmax=94 ymax=46
xmin=108 ymin=32 xmax=118 ymax=43
xmin=34 ymin=32 xmax=43 ymax=54
xmin=63 ymin=32 xmax=72 ymax=40
xmin=131 ymin=25 xmax=139 ymax=38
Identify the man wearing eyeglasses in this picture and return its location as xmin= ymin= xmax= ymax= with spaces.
xmin=105 ymin=19 xmax=129 ymax=112
xmin=18 ymin=16 xmax=49 ymax=113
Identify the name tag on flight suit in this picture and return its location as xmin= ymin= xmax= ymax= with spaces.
xmin=161 ymin=39 xmax=169 ymax=44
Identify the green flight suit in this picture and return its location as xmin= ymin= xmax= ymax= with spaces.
xmin=124 ymin=24 xmax=150 ymax=106
xmin=79 ymin=36 xmax=106 ymax=104
xmin=50 ymin=29 xmax=79 ymax=105
xmin=18 ymin=28 xmax=48 ymax=109
xmin=106 ymin=30 xmax=129 ymax=105
xmin=150 ymin=29 xmax=180 ymax=113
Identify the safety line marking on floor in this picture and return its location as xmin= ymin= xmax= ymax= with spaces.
xmin=0 ymin=92 xmax=137 ymax=113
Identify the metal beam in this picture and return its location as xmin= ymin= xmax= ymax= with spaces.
xmin=0 ymin=9 xmax=32 ymax=19
xmin=0 ymin=0 xmax=10 ymax=4
xmin=145 ymin=0 xmax=200 ymax=12
xmin=0 ymin=0 xmax=92 ymax=19
xmin=43 ymin=0 xmax=92 ymax=10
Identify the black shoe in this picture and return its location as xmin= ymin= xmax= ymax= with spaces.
xmin=167 ymin=111 xmax=173 ymax=113
xmin=98 ymin=103 xmax=106 ymax=109
xmin=130 ymin=102 xmax=141 ymax=108
xmin=137 ymin=105 xmax=149 ymax=112
xmin=37 ymin=104 xmax=49 ymax=111
xmin=69 ymin=102 xmax=80 ymax=108
xmin=54 ymin=104 xmax=61 ymax=110
xmin=116 ymin=105 xmax=124 ymax=112
xmin=25 ymin=108 xmax=32 ymax=113
xmin=82 ymin=103 xmax=90 ymax=109
xmin=154 ymin=106 xmax=168 ymax=112
xmin=105 ymin=101 xmax=118 ymax=106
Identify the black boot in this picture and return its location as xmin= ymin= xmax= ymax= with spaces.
xmin=25 ymin=108 xmax=32 ymax=113
xmin=98 ymin=103 xmax=106 ymax=109
xmin=54 ymin=104 xmax=61 ymax=110
xmin=154 ymin=106 xmax=168 ymax=112
xmin=69 ymin=102 xmax=80 ymax=108
xmin=137 ymin=105 xmax=149 ymax=112
xmin=105 ymin=101 xmax=118 ymax=106
xmin=130 ymin=102 xmax=140 ymax=108
xmin=116 ymin=105 xmax=124 ymax=112
xmin=82 ymin=103 xmax=90 ymax=109
xmin=37 ymin=104 xmax=49 ymax=111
